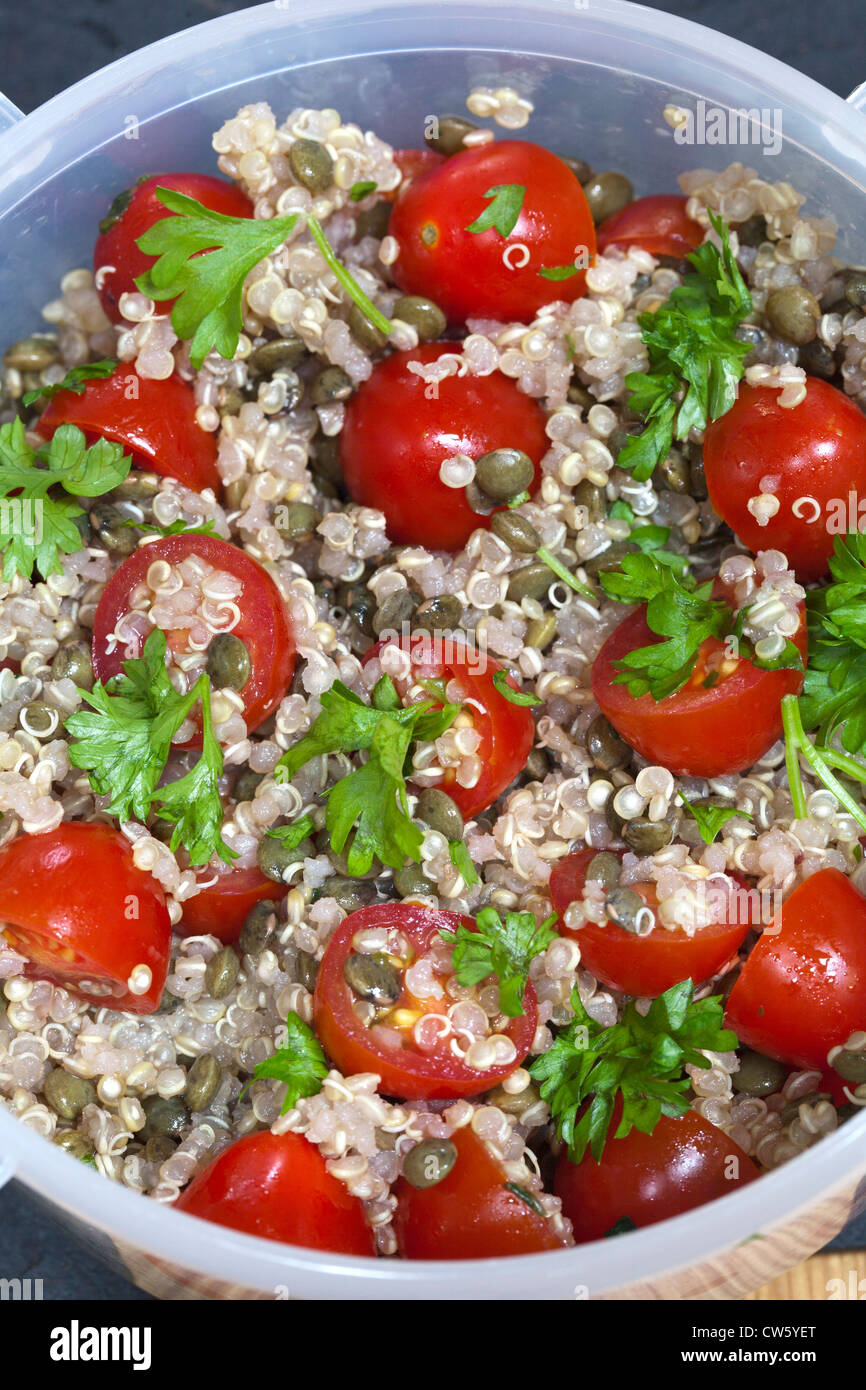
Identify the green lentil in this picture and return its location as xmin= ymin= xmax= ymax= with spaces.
xmin=289 ymin=138 xmax=334 ymax=193
xmin=343 ymin=952 xmax=402 ymax=1005
xmin=424 ymin=115 xmax=477 ymax=156
xmin=416 ymin=787 xmax=464 ymax=839
xmin=732 ymin=1049 xmax=788 ymax=1096
xmin=248 ymin=336 xmax=307 ymax=373
xmin=310 ymin=365 xmax=353 ymax=405
xmin=204 ymin=946 xmax=240 ymax=1000
xmin=490 ymin=511 xmax=541 ymax=554
xmin=320 ymin=874 xmax=378 ymax=913
xmin=586 ymin=714 xmax=631 ymax=772
xmin=585 ymin=851 xmax=621 ymax=891
xmin=205 ymin=632 xmax=251 ymax=691
xmin=765 ymin=285 xmax=821 ymax=345
xmin=622 ymin=818 xmax=673 ymax=853
xmin=412 ymin=593 xmax=463 ymax=633
xmin=506 ymin=562 xmax=553 ymax=603
xmin=238 ymin=899 xmax=280 ymax=955
xmin=43 ymin=1069 xmax=97 ymax=1121
xmin=348 ymin=302 xmax=388 ymax=351
xmin=184 ymin=1054 xmax=222 ymax=1112
xmin=392 ymin=295 xmax=447 ymax=342
xmin=475 ymin=448 xmax=535 ymax=503
xmin=54 ymin=1130 xmax=95 ymax=1161
xmin=525 ymin=613 xmax=557 ymax=650
xmin=581 ymin=171 xmax=633 ymax=223
xmin=3 ymin=336 xmax=60 ymax=371
xmin=393 ymin=863 xmax=436 ymax=897
xmin=276 ymin=502 xmax=322 ymax=542
xmin=257 ymin=832 xmax=315 ymax=884
xmin=402 ymin=1137 xmax=458 ymax=1188
xmin=141 ymin=1095 xmax=189 ymax=1142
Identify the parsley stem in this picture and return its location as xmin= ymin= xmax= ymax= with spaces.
xmin=816 ymin=747 xmax=866 ymax=786
xmin=782 ymin=694 xmax=866 ymax=832
xmin=781 ymin=695 xmax=808 ymax=820
xmin=306 ymin=216 xmax=393 ymax=338
xmin=535 ymin=546 xmax=596 ymax=601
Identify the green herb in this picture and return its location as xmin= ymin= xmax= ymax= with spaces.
xmin=535 ymin=544 xmax=596 ymax=601
xmin=530 ymin=979 xmax=736 ymax=1162
xmin=0 ymin=419 xmax=131 ymax=581
xmin=782 ymin=694 xmax=866 ymax=834
xmin=266 ymin=813 xmax=317 ymax=847
xmin=677 ymin=790 xmax=753 ymax=844
xmin=800 ymin=533 xmax=866 ymax=753
xmin=504 ymin=1182 xmax=545 ymax=1216
xmin=250 ymin=1012 xmax=328 ymax=1113
xmin=80 ymin=1154 xmax=98 ymax=1169
xmin=491 ymin=668 xmax=542 ymax=706
xmin=305 ymin=216 xmax=393 ymax=338
xmin=349 ymin=180 xmax=377 ymax=201
xmin=65 ymin=628 xmax=235 ymax=866
xmin=21 ymin=358 xmax=118 ymax=408
xmin=465 ymin=184 xmax=525 ymax=237
xmin=604 ymin=1216 xmax=637 ymax=1237
xmin=449 ymin=838 xmax=480 ymax=887
xmin=274 ymin=680 xmax=459 ymax=875
xmin=441 ymin=906 xmax=558 ymax=1017
xmin=120 ymin=517 xmax=218 ymax=539
xmin=507 ymin=490 xmax=530 ymax=509
xmin=538 ymin=263 xmax=580 ymax=282
xmin=617 ymin=214 xmax=752 ymax=483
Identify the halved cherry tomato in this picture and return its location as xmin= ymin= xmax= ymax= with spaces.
xmin=37 ymin=366 xmax=221 ymax=496
xmin=726 ymin=868 xmax=866 ymax=1070
xmin=177 ymin=864 xmax=287 ymax=944
xmin=390 ymin=140 xmax=596 ymax=323
xmin=340 ymin=343 xmax=548 ymax=551
xmin=0 ymin=823 xmax=170 ymax=1013
xmin=313 ymin=902 xmax=537 ymax=1100
xmin=549 ymin=849 xmax=750 ymax=997
xmin=394 ymin=1127 xmax=569 ymax=1258
xmin=363 ymin=633 xmax=535 ymax=820
xmin=555 ymin=1105 xmax=759 ymax=1243
xmin=703 ymin=379 xmax=866 ymax=582
xmin=92 ymin=533 xmax=295 ymax=734
xmin=596 ymin=194 xmax=703 ymax=259
xmin=175 ymin=1130 xmax=375 ymax=1255
xmin=93 ymin=173 xmax=254 ymax=324
xmin=591 ymin=596 xmax=807 ymax=778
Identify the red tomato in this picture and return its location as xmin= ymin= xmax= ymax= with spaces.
xmin=92 ymin=533 xmax=294 ymax=734
xmin=591 ymin=599 xmax=807 ymax=778
xmin=555 ymin=1107 xmax=759 ymax=1243
xmin=596 ymin=194 xmax=703 ymax=259
xmin=391 ymin=148 xmax=445 ymax=195
xmin=726 ymin=868 xmax=866 ymax=1070
xmin=389 ymin=140 xmax=596 ymax=323
xmin=340 ymin=343 xmax=548 ymax=551
xmin=0 ymin=823 xmax=170 ymax=1012
xmin=549 ymin=849 xmax=750 ymax=997
xmin=93 ymin=173 xmax=254 ymax=324
xmin=177 ymin=865 xmax=287 ymax=944
xmin=175 ymin=1130 xmax=375 ymax=1255
xmin=37 ymin=366 xmax=221 ymax=496
xmin=394 ymin=1127 xmax=569 ymax=1258
xmin=364 ymin=634 xmax=535 ymax=820
xmin=313 ymin=902 xmax=537 ymax=1100
xmin=703 ymin=379 xmax=866 ymax=582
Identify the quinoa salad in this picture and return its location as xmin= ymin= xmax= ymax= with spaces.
xmin=1 ymin=88 xmax=866 ymax=1262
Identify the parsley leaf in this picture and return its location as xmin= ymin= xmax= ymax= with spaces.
xmin=538 ymin=264 xmax=580 ymax=282
xmin=491 ymin=669 xmax=542 ymax=706
xmin=266 ymin=813 xmax=316 ymax=847
xmin=250 ymin=1012 xmax=328 ymax=1114
xmin=608 ymin=501 xmax=690 ymax=574
xmin=21 ymin=359 xmax=118 ymax=408
xmin=800 ymin=532 xmax=866 ymax=751
xmin=121 ymin=517 xmax=218 ymax=539
xmin=274 ymin=680 xmax=459 ymax=875
xmin=530 ymin=980 xmax=737 ymax=1162
xmin=349 ymin=180 xmax=377 ymax=201
xmin=449 ymin=838 xmax=480 ymax=887
xmin=618 ymin=213 xmax=752 ymax=482
xmin=465 ymin=184 xmax=525 ymax=237
xmin=677 ymin=790 xmax=753 ymax=844
xmin=441 ymin=907 xmax=557 ymax=1017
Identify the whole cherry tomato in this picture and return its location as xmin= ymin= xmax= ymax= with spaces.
xmin=37 ymin=366 xmax=221 ymax=496
xmin=92 ymin=533 xmax=295 ymax=734
xmin=177 ymin=864 xmax=287 ymax=944
xmin=726 ymin=868 xmax=866 ymax=1070
xmin=313 ymin=902 xmax=537 ymax=1101
xmin=391 ymin=148 xmax=445 ymax=194
xmin=555 ymin=1106 xmax=759 ymax=1243
xmin=549 ymin=849 xmax=750 ymax=997
xmin=703 ymin=379 xmax=866 ymax=582
xmin=0 ymin=823 xmax=170 ymax=1012
xmin=175 ymin=1130 xmax=375 ymax=1255
xmin=394 ymin=1127 xmax=570 ymax=1258
xmin=363 ymin=634 xmax=535 ymax=820
xmin=389 ymin=140 xmax=596 ymax=323
xmin=596 ymin=194 xmax=703 ymax=259
xmin=93 ymin=172 xmax=254 ymax=324
xmin=340 ymin=343 xmax=548 ymax=551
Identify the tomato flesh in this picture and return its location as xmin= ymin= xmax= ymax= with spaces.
xmin=175 ymin=1130 xmax=375 ymax=1254
xmin=0 ymin=823 xmax=170 ymax=1012
xmin=726 ymin=868 xmax=866 ymax=1070
xmin=340 ymin=343 xmax=548 ymax=551
xmin=550 ymin=849 xmax=750 ymax=997
xmin=313 ymin=902 xmax=537 ymax=1101
xmin=37 ymin=366 xmax=221 ymax=496
xmin=178 ymin=864 xmax=287 ymax=944
xmin=389 ymin=140 xmax=596 ymax=324
xmin=394 ymin=1127 xmax=569 ymax=1258
xmin=596 ymin=194 xmax=703 ymax=259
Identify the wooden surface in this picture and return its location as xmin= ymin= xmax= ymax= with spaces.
xmin=748 ymin=1252 xmax=866 ymax=1300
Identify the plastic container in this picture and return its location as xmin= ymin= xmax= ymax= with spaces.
xmin=1 ymin=0 xmax=866 ymax=1299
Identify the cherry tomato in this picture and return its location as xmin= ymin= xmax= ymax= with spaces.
xmin=340 ymin=343 xmax=548 ymax=551
xmin=313 ymin=902 xmax=537 ymax=1101
xmin=391 ymin=148 xmax=445 ymax=194
xmin=549 ymin=849 xmax=750 ymax=997
xmin=37 ymin=366 xmax=221 ymax=496
xmin=555 ymin=1106 xmax=759 ymax=1243
xmin=363 ymin=634 xmax=535 ymax=820
xmin=175 ymin=1130 xmax=375 ymax=1254
xmin=177 ymin=864 xmax=287 ymax=944
xmin=595 ymin=194 xmax=703 ymax=259
xmin=92 ymin=533 xmax=295 ymax=734
xmin=389 ymin=140 xmax=596 ymax=323
xmin=590 ymin=597 xmax=807 ymax=778
xmin=0 ymin=823 xmax=170 ymax=1013
xmin=726 ymin=868 xmax=866 ymax=1070
xmin=703 ymin=379 xmax=866 ymax=582
xmin=394 ymin=1127 xmax=569 ymax=1258
xmin=93 ymin=173 xmax=254 ymax=324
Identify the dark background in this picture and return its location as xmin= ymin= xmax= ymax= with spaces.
xmin=0 ymin=0 xmax=864 ymax=1301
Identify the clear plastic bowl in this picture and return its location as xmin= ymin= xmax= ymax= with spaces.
xmin=1 ymin=0 xmax=866 ymax=1300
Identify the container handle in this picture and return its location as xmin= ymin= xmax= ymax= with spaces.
xmin=0 ymin=91 xmax=24 ymax=134
xmin=847 ymin=81 xmax=866 ymax=113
